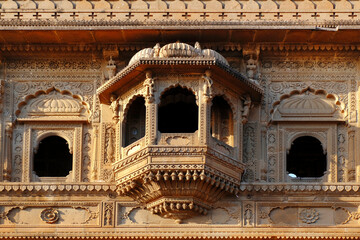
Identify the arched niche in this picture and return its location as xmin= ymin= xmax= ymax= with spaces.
xmin=287 ymin=136 xmax=327 ymax=178
xmin=158 ymin=86 xmax=198 ymax=133
xmin=16 ymin=88 xmax=91 ymax=122
xmin=33 ymin=136 xmax=73 ymax=178
xmin=271 ymin=88 xmax=345 ymax=123
xmin=123 ymin=96 xmax=146 ymax=147
xmin=211 ymin=95 xmax=234 ymax=146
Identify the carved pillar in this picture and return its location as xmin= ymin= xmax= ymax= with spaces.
xmin=235 ymin=98 xmax=243 ymax=161
xmin=3 ymin=122 xmax=13 ymax=182
xmin=0 ymin=79 xmax=4 ymax=181
xmin=199 ymin=70 xmax=212 ymax=145
xmin=90 ymin=125 xmax=99 ymax=181
xmin=144 ymin=71 xmax=157 ymax=145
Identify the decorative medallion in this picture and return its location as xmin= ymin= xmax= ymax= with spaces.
xmin=40 ymin=208 xmax=59 ymax=224
xmin=299 ymin=208 xmax=319 ymax=224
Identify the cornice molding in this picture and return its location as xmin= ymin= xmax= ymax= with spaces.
xmin=1 ymin=43 xmax=360 ymax=54
xmin=1 ymin=19 xmax=360 ymax=30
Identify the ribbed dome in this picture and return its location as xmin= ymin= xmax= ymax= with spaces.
xmin=159 ymin=42 xmax=200 ymax=58
xmin=28 ymin=92 xmax=82 ymax=114
xmin=128 ymin=48 xmax=154 ymax=66
xmin=279 ymin=94 xmax=335 ymax=115
xmin=202 ymin=49 xmax=229 ymax=66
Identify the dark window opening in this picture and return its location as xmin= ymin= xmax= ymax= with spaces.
xmin=287 ymin=136 xmax=327 ymax=178
xmin=158 ymin=86 xmax=198 ymax=133
xmin=33 ymin=136 xmax=72 ymax=177
xmin=124 ymin=97 xmax=146 ymax=146
xmin=211 ymin=96 xmax=233 ymax=146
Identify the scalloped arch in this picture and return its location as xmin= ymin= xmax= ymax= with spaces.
xmin=270 ymin=87 xmax=345 ymax=123
xmin=271 ymin=87 xmax=344 ymax=114
xmin=286 ymin=133 xmax=327 ymax=154
xmin=35 ymin=132 xmax=73 ymax=154
xmin=211 ymin=94 xmax=236 ymax=119
xmin=122 ymin=94 xmax=146 ymax=122
xmin=16 ymin=87 xmax=91 ymax=119
xmin=160 ymin=84 xmax=198 ymax=104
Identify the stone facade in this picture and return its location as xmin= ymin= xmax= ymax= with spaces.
xmin=1 ymin=0 xmax=360 ymax=239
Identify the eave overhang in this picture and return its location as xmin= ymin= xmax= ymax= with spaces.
xmin=2 ymin=28 xmax=360 ymax=46
xmin=97 ymin=58 xmax=263 ymax=104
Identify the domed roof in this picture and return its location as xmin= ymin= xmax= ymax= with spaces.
xmin=202 ymin=49 xmax=229 ymax=65
xmin=279 ymin=94 xmax=336 ymax=115
xmin=126 ymin=42 xmax=229 ymax=66
xmin=27 ymin=91 xmax=83 ymax=114
xmin=159 ymin=42 xmax=200 ymax=58
xmin=128 ymin=48 xmax=155 ymax=66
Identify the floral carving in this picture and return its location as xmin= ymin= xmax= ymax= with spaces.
xmin=40 ymin=208 xmax=59 ymax=224
xmin=299 ymin=208 xmax=319 ymax=224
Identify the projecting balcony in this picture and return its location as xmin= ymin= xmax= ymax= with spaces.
xmin=97 ymin=42 xmax=262 ymax=221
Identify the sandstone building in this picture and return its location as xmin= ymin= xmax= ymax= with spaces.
xmin=1 ymin=0 xmax=360 ymax=238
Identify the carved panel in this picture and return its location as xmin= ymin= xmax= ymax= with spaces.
xmin=242 ymin=123 xmax=257 ymax=183
xmin=82 ymin=127 xmax=92 ymax=182
xmin=102 ymin=202 xmax=115 ymax=227
xmin=267 ymin=125 xmax=278 ymax=182
xmin=243 ymin=201 xmax=255 ymax=227
xmin=337 ymin=125 xmax=348 ymax=182
xmin=257 ymin=203 xmax=360 ymax=227
xmin=11 ymin=128 xmax=24 ymax=182
xmin=100 ymin=123 xmax=115 ymax=182
xmin=0 ymin=204 xmax=99 ymax=226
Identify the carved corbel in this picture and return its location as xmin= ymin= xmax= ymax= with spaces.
xmin=243 ymin=46 xmax=261 ymax=82
xmin=103 ymin=47 xmax=119 ymax=80
xmin=106 ymin=57 xmax=117 ymax=79
xmin=201 ymin=70 xmax=213 ymax=102
xmin=109 ymin=94 xmax=121 ymax=122
xmin=143 ymin=71 xmax=155 ymax=104
xmin=241 ymin=94 xmax=252 ymax=124
xmin=3 ymin=122 xmax=14 ymax=182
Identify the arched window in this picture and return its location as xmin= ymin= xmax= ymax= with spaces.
xmin=211 ymin=96 xmax=234 ymax=146
xmin=33 ymin=136 xmax=73 ymax=177
xmin=287 ymin=136 xmax=327 ymax=178
xmin=124 ymin=96 xmax=146 ymax=146
xmin=158 ymin=86 xmax=198 ymax=133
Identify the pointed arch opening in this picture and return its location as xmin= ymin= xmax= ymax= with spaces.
xmin=211 ymin=96 xmax=234 ymax=146
xmin=33 ymin=136 xmax=73 ymax=177
xmin=158 ymin=86 xmax=198 ymax=133
xmin=124 ymin=96 xmax=146 ymax=147
xmin=287 ymin=136 xmax=327 ymax=178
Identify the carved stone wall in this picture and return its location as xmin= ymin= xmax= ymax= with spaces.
xmin=1 ymin=42 xmax=360 ymax=238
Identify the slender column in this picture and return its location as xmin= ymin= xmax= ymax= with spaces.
xmin=90 ymin=125 xmax=99 ymax=181
xmin=144 ymin=71 xmax=157 ymax=145
xmin=3 ymin=122 xmax=13 ymax=182
xmin=199 ymin=70 xmax=212 ymax=145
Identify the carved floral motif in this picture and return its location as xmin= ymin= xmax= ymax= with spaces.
xmin=40 ymin=208 xmax=59 ymax=224
xmin=299 ymin=208 xmax=319 ymax=224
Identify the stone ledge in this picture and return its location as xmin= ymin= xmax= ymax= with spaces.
xmin=0 ymin=183 xmax=116 ymax=193
xmin=240 ymin=183 xmax=360 ymax=193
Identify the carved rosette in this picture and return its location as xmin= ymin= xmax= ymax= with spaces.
xmin=40 ymin=208 xmax=59 ymax=224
